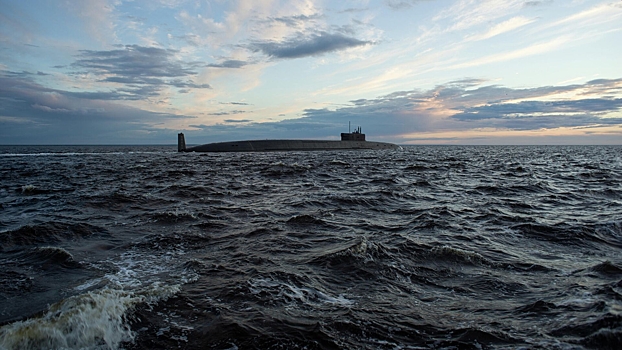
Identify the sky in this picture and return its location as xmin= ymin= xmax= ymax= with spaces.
xmin=1 ymin=0 xmax=621 ymax=145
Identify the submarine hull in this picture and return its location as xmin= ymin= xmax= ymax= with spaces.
xmin=183 ymin=139 xmax=399 ymax=152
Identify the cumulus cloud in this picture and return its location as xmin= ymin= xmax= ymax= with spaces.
xmin=249 ymin=32 xmax=371 ymax=59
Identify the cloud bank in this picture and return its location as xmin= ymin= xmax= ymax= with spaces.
xmin=0 ymin=70 xmax=190 ymax=144
xmin=2 ymin=65 xmax=621 ymax=144
xmin=182 ymin=78 xmax=622 ymax=144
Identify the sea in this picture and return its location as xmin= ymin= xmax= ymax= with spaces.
xmin=0 ymin=145 xmax=621 ymax=350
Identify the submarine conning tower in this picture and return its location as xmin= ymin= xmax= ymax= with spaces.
xmin=178 ymin=133 xmax=186 ymax=152
xmin=341 ymin=126 xmax=365 ymax=141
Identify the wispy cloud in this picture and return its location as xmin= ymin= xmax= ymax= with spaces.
xmin=523 ymin=1 xmax=553 ymax=8
xmin=448 ymin=35 xmax=570 ymax=70
xmin=0 ymin=2 xmax=37 ymax=46
xmin=435 ymin=0 xmax=525 ymax=32
xmin=385 ymin=0 xmax=434 ymax=10
xmin=65 ymin=0 xmax=118 ymax=44
xmin=545 ymin=2 xmax=622 ymax=29
xmin=467 ymin=16 xmax=535 ymax=41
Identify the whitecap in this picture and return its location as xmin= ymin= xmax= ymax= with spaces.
xmin=0 ymin=284 xmax=178 ymax=350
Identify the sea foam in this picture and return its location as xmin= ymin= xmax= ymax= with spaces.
xmin=0 ymin=284 xmax=178 ymax=350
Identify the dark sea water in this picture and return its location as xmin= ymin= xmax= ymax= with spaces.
xmin=0 ymin=145 xmax=621 ymax=349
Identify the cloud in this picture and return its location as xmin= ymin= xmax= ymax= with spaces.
xmin=523 ymin=1 xmax=553 ymax=7
xmin=452 ymin=99 xmax=622 ymax=123
xmin=6 ymin=69 xmax=619 ymax=145
xmin=220 ymin=101 xmax=252 ymax=105
xmin=582 ymin=78 xmax=622 ymax=96
xmin=1 ymin=70 xmax=52 ymax=78
xmin=541 ymin=2 xmax=622 ymax=33
xmin=180 ymin=77 xmax=622 ymax=143
xmin=267 ymin=14 xmax=323 ymax=27
xmin=435 ymin=0 xmax=525 ymax=32
xmin=0 ymin=2 xmax=37 ymax=48
xmin=445 ymin=78 xmax=489 ymax=88
xmin=468 ymin=16 xmax=535 ymax=41
xmin=207 ymin=60 xmax=248 ymax=68
xmin=74 ymin=45 xmax=198 ymax=79
xmin=0 ymin=71 xmax=191 ymax=144
xmin=448 ymin=36 xmax=569 ymax=70
xmin=71 ymin=45 xmax=210 ymax=99
xmin=208 ymin=110 xmax=247 ymax=116
xmin=168 ymin=80 xmax=211 ymax=89
xmin=341 ymin=80 xmax=622 ymax=134
xmin=249 ymin=32 xmax=371 ymax=59
xmin=385 ymin=0 xmax=432 ymax=10
xmin=339 ymin=7 xmax=369 ymax=14
xmin=65 ymin=0 xmax=117 ymax=44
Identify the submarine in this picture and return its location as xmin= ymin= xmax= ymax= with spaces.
xmin=178 ymin=126 xmax=400 ymax=152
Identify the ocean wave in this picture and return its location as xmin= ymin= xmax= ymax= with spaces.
xmin=2 ymin=145 xmax=622 ymax=348
xmin=551 ymin=313 xmax=622 ymax=349
xmin=429 ymin=245 xmax=493 ymax=266
xmin=248 ymin=276 xmax=354 ymax=309
xmin=0 ymin=223 xmax=106 ymax=251
xmin=286 ymin=214 xmax=325 ymax=225
xmin=0 ymin=285 xmax=178 ymax=350
xmin=26 ymin=247 xmax=81 ymax=269
xmin=151 ymin=209 xmax=199 ymax=223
